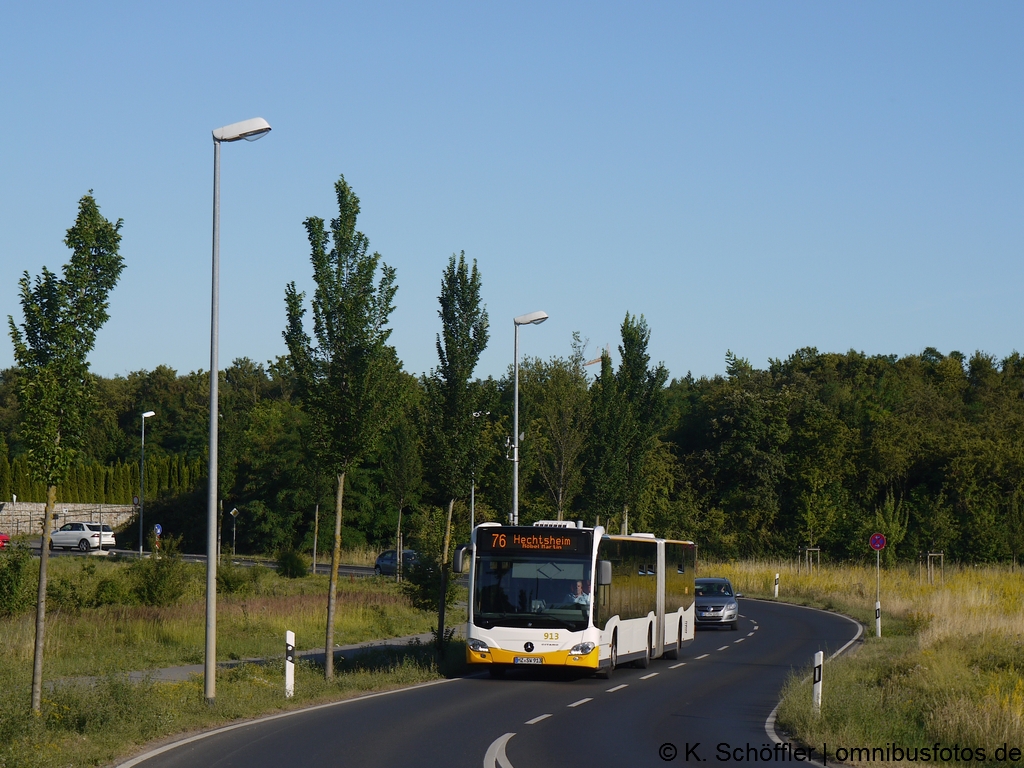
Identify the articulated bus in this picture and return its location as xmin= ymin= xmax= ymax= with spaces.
xmin=454 ymin=521 xmax=696 ymax=677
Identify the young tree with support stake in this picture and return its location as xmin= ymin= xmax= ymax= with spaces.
xmin=284 ymin=175 xmax=403 ymax=681
xmin=7 ymin=193 xmax=125 ymax=712
xmin=423 ymin=252 xmax=488 ymax=655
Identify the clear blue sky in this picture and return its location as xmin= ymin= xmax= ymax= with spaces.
xmin=2 ymin=2 xmax=1021 ymax=383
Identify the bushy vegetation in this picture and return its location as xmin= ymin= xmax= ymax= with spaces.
xmin=276 ymin=547 xmax=309 ymax=578
xmin=0 ymin=545 xmax=33 ymax=616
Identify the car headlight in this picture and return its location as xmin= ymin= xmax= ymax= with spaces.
xmin=569 ymin=642 xmax=595 ymax=655
xmin=724 ymin=603 xmax=738 ymax=615
xmin=468 ymin=639 xmax=489 ymax=653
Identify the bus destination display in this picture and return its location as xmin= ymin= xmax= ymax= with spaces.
xmin=479 ymin=528 xmax=584 ymax=554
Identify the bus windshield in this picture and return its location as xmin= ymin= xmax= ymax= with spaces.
xmin=474 ymin=555 xmax=593 ymax=632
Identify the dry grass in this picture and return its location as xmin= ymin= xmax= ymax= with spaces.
xmin=714 ymin=559 xmax=1024 ymax=767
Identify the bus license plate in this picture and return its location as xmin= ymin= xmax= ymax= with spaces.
xmin=514 ymin=657 xmax=542 ymax=665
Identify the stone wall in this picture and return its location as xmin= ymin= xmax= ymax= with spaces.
xmin=0 ymin=502 xmax=136 ymax=536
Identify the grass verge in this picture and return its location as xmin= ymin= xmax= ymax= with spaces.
xmin=0 ymin=640 xmax=468 ymax=768
xmin=705 ymin=560 xmax=1024 ymax=767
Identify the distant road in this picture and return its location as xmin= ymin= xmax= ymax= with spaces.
xmin=119 ymin=599 xmax=860 ymax=768
xmin=23 ymin=540 xmax=376 ymax=577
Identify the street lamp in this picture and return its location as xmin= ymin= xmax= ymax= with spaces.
xmin=206 ymin=116 xmax=271 ymax=704
xmin=512 ymin=311 xmax=548 ymax=525
xmin=139 ymin=411 xmax=156 ymax=555
xmin=230 ymin=508 xmax=238 ymax=556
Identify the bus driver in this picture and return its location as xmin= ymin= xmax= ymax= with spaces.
xmin=566 ymin=580 xmax=590 ymax=606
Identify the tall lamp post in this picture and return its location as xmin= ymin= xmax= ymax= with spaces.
xmin=206 ymin=117 xmax=271 ymax=704
xmin=139 ymin=411 xmax=156 ymax=555
xmin=470 ymin=411 xmax=490 ymax=533
xmin=512 ymin=311 xmax=548 ymax=525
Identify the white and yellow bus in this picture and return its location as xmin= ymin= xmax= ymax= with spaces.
xmin=455 ymin=521 xmax=696 ymax=677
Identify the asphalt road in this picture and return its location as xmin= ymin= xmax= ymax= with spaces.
xmin=120 ymin=599 xmax=859 ymax=768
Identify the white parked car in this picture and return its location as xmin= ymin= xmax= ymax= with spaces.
xmin=50 ymin=522 xmax=114 ymax=551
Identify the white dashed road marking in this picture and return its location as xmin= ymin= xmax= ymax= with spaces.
xmin=525 ymin=714 xmax=551 ymax=725
xmin=747 ymin=632 xmax=755 ymax=637
xmin=606 ymin=684 xmax=628 ymax=692
xmin=669 ymin=662 xmax=686 ymax=669
xmin=695 ymin=654 xmax=709 ymax=660
xmin=640 ymin=672 xmax=658 ymax=680
xmin=734 ymin=638 xmax=744 ymax=644
xmin=567 ymin=698 xmax=592 ymax=708
xmin=717 ymin=645 xmax=730 ymax=651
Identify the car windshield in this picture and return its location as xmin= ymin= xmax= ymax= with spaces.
xmin=695 ymin=581 xmax=733 ymax=597
xmin=474 ymin=555 xmax=593 ymax=632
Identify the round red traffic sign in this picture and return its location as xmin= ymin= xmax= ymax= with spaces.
xmin=869 ymin=532 xmax=886 ymax=551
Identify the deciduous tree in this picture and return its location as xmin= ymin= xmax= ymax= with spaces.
xmin=284 ymin=175 xmax=404 ymax=679
xmin=7 ymin=192 xmax=124 ymax=711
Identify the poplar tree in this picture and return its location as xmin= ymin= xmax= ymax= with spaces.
xmin=284 ymin=175 xmax=404 ymax=680
xmin=7 ymin=192 xmax=125 ymax=712
xmin=423 ymin=252 xmax=488 ymax=651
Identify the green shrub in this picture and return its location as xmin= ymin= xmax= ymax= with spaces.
xmin=276 ymin=548 xmax=309 ymax=579
xmin=401 ymin=555 xmax=457 ymax=611
xmin=130 ymin=534 xmax=188 ymax=606
xmin=0 ymin=545 xmax=34 ymax=616
xmin=217 ymin=561 xmax=251 ymax=594
xmin=94 ymin=575 xmax=134 ymax=606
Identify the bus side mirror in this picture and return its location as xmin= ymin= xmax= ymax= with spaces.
xmin=453 ymin=546 xmax=469 ymax=574
xmin=598 ymin=560 xmax=612 ymax=586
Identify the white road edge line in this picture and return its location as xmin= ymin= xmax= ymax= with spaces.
xmin=639 ymin=672 xmax=658 ymax=680
xmin=669 ymin=662 xmax=686 ymax=669
xmin=567 ymin=697 xmax=592 ymax=708
xmin=761 ymin=600 xmax=865 ymax=768
xmin=115 ymin=677 xmax=459 ymax=767
xmin=606 ymin=684 xmax=628 ymax=692
xmin=525 ymin=714 xmax=551 ymax=725
xmin=484 ymin=732 xmax=516 ymax=768
xmin=695 ymin=653 xmax=709 ymax=659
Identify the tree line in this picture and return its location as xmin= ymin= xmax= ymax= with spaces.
xmin=4 ymin=184 xmax=1023 ymax=568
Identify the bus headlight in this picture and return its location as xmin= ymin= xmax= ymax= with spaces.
xmin=468 ymin=639 xmax=490 ymax=653
xmin=569 ymin=642 xmax=595 ymax=655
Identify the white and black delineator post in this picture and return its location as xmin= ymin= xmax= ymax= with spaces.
xmin=285 ymin=630 xmax=295 ymax=698
xmin=875 ymin=548 xmax=882 ymax=638
xmin=812 ymin=650 xmax=823 ymax=715
xmin=774 ymin=573 xmax=779 ymax=599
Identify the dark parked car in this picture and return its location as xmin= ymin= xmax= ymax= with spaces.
xmin=374 ymin=549 xmax=418 ymax=576
xmin=694 ymin=577 xmax=742 ymax=630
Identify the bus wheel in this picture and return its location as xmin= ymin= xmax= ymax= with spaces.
xmin=665 ymin=620 xmax=681 ymax=660
xmin=637 ymin=626 xmax=652 ymax=669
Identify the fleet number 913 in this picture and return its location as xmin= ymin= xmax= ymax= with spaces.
xmin=543 ymin=632 xmax=559 ymax=640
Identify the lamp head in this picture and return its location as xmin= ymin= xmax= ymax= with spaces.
xmin=514 ymin=310 xmax=549 ymax=326
xmin=212 ymin=117 xmax=272 ymax=143
xmin=142 ymin=411 xmax=156 ymax=419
